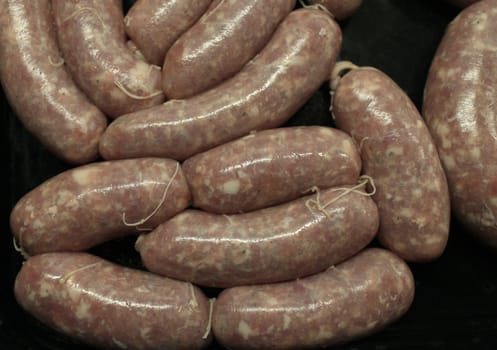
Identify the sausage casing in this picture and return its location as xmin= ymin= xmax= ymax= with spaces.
xmin=14 ymin=252 xmax=212 ymax=350
xmin=136 ymin=186 xmax=379 ymax=288
xmin=10 ymin=158 xmax=190 ymax=255
xmin=162 ymin=0 xmax=296 ymax=99
xmin=0 ymin=0 xmax=107 ymax=164
xmin=99 ymin=8 xmax=342 ymax=161
xmin=333 ymin=67 xmax=450 ymax=262
xmin=182 ymin=126 xmax=361 ymax=214
xmin=52 ymin=0 xmax=164 ymax=118
xmin=213 ymin=248 xmax=415 ymax=350
xmin=423 ymin=0 xmax=497 ymax=248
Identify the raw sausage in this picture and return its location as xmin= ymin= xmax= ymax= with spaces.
xmin=52 ymin=0 xmax=164 ymax=118
xmin=423 ymin=0 xmax=497 ymax=248
xmin=124 ymin=0 xmax=213 ymax=66
xmin=99 ymin=7 xmax=342 ymax=161
xmin=10 ymin=158 xmax=190 ymax=255
xmin=162 ymin=0 xmax=296 ymax=99
xmin=136 ymin=184 xmax=378 ymax=288
xmin=332 ymin=65 xmax=450 ymax=262
xmin=213 ymin=248 xmax=415 ymax=350
xmin=0 ymin=0 xmax=107 ymax=164
xmin=307 ymin=0 xmax=362 ymax=20
xmin=182 ymin=126 xmax=361 ymax=214
xmin=14 ymin=252 xmax=212 ymax=350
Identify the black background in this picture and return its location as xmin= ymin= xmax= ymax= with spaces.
xmin=3 ymin=0 xmax=497 ymax=349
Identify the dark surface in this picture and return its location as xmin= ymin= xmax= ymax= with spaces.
xmin=2 ymin=0 xmax=497 ymax=349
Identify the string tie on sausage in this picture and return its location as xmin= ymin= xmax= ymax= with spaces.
xmin=305 ymin=175 xmax=376 ymax=219
xmin=12 ymin=236 xmax=30 ymax=260
xmin=122 ymin=162 xmax=180 ymax=230
xmin=298 ymin=0 xmax=335 ymax=19
xmin=59 ymin=262 xmax=102 ymax=284
xmin=202 ymin=298 xmax=215 ymax=340
xmin=114 ymin=80 xmax=164 ymax=100
xmin=330 ymin=60 xmax=359 ymax=91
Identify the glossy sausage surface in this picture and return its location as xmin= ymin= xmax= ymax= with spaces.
xmin=136 ymin=186 xmax=379 ymax=287
xmin=423 ymin=0 xmax=497 ymax=248
xmin=0 ymin=0 xmax=107 ymax=164
xmin=15 ymin=252 xmax=212 ymax=350
xmin=213 ymin=248 xmax=415 ymax=350
xmin=333 ymin=66 xmax=450 ymax=262
xmin=10 ymin=158 xmax=190 ymax=255
xmin=100 ymin=8 xmax=342 ymax=161
xmin=52 ymin=0 xmax=164 ymax=118
xmin=162 ymin=0 xmax=296 ymax=99
xmin=182 ymin=126 xmax=361 ymax=214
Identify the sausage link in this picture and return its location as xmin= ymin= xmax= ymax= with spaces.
xmin=333 ymin=66 xmax=450 ymax=262
xmin=99 ymin=7 xmax=342 ymax=161
xmin=124 ymin=0 xmax=213 ymax=66
xmin=15 ymin=252 xmax=212 ymax=349
xmin=213 ymin=248 xmax=415 ymax=350
xmin=423 ymin=0 xmax=497 ymax=248
xmin=10 ymin=158 xmax=190 ymax=255
xmin=307 ymin=0 xmax=362 ymax=20
xmin=136 ymin=185 xmax=378 ymax=288
xmin=162 ymin=0 xmax=296 ymax=99
xmin=52 ymin=0 xmax=164 ymax=118
xmin=182 ymin=126 xmax=361 ymax=214
xmin=0 ymin=0 xmax=107 ymax=164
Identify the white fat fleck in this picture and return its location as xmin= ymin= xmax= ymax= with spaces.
xmin=112 ymin=337 xmax=128 ymax=349
xmin=441 ymin=155 xmax=456 ymax=171
xmin=76 ymin=301 xmax=91 ymax=319
xmin=39 ymin=281 xmax=51 ymax=298
xmin=470 ymin=147 xmax=481 ymax=160
xmin=283 ymin=314 xmax=292 ymax=330
xmin=32 ymin=219 xmax=44 ymax=230
xmin=412 ymin=188 xmax=422 ymax=199
xmin=140 ymin=327 xmax=151 ymax=339
xmin=47 ymin=205 xmax=58 ymax=216
xmin=386 ymin=146 xmax=404 ymax=157
xmin=222 ymin=179 xmax=240 ymax=195
xmin=490 ymin=197 xmax=497 ymax=207
xmin=238 ymin=320 xmax=255 ymax=340
xmin=72 ymin=167 xmax=97 ymax=186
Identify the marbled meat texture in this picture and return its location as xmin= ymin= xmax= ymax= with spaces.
xmin=162 ymin=0 xmax=296 ymax=99
xmin=136 ymin=186 xmax=379 ymax=288
xmin=182 ymin=126 xmax=361 ymax=214
xmin=10 ymin=158 xmax=190 ymax=255
xmin=333 ymin=67 xmax=450 ymax=262
xmin=213 ymin=248 xmax=415 ymax=350
xmin=124 ymin=0 xmax=213 ymax=66
xmin=0 ymin=0 xmax=107 ymax=164
xmin=423 ymin=0 xmax=497 ymax=248
xmin=99 ymin=7 xmax=342 ymax=161
xmin=14 ymin=252 xmax=212 ymax=350
xmin=52 ymin=0 xmax=164 ymax=118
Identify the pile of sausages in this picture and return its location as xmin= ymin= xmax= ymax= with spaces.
xmin=3 ymin=0 xmax=495 ymax=349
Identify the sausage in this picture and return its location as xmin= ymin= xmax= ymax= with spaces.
xmin=212 ymin=247 xmax=415 ymax=350
xmin=14 ymin=252 xmax=213 ymax=350
xmin=10 ymin=158 xmax=190 ymax=255
xmin=99 ymin=7 xmax=342 ymax=161
xmin=124 ymin=0 xmax=213 ymax=66
xmin=182 ymin=126 xmax=361 ymax=214
xmin=332 ymin=65 xmax=450 ymax=262
xmin=307 ymin=0 xmax=362 ymax=20
xmin=423 ymin=0 xmax=497 ymax=248
xmin=0 ymin=0 xmax=107 ymax=164
xmin=51 ymin=0 xmax=164 ymax=118
xmin=162 ymin=0 xmax=296 ymax=99
xmin=136 ymin=185 xmax=378 ymax=288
